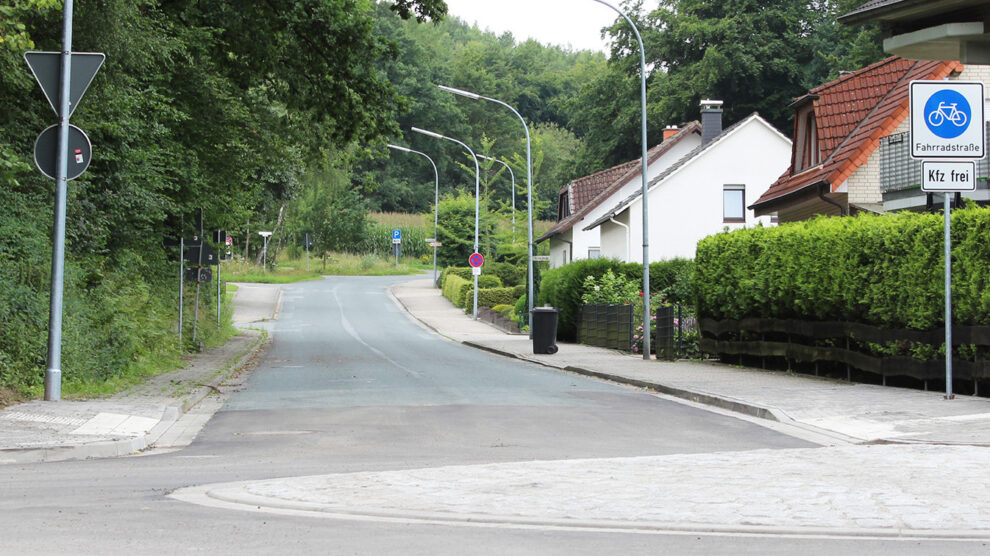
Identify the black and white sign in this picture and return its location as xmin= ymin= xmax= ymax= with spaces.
xmin=910 ymin=81 xmax=985 ymax=159
xmin=922 ymin=161 xmax=976 ymax=192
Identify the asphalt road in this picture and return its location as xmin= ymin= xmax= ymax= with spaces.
xmin=1 ymin=276 xmax=985 ymax=554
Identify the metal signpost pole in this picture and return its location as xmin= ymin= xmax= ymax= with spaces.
xmin=412 ymin=127 xmax=481 ymax=319
xmin=179 ymin=236 xmax=184 ymax=348
xmin=911 ymin=80 xmax=983 ymax=399
xmin=217 ymin=231 xmax=222 ymax=327
xmin=944 ymin=194 xmax=953 ymax=398
xmin=43 ymin=0 xmax=74 ymax=400
xmin=193 ymin=235 xmax=202 ymax=345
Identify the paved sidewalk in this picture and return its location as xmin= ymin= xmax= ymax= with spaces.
xmin=391 ymin=278 xmax=990 ymax=446
xmin=0 ymin=282 xmax=277 ymax=464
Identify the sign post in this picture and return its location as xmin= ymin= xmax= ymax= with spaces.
xmin=26 ymin=1 xmax=105 ymax=401
xmin=468 ymin=252 xmax=484 ymax=319
xmin=911 ymin=80 xmax=985 ymax=400
xmin=392 ymin=229 xmax=402 ymax=267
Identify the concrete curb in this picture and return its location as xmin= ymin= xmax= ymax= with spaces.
xmin=0 ymin=330 xmax=267 ymax=465
xmin=174 ymin=481 xmax=990 ymax=541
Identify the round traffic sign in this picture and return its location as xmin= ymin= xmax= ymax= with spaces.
xmin=924 ymin=89 xmax=971 ymax=139
xmin=34 ymin=124 xmax=91 ymax=180
xmin=468 ymin=252 xmax=484 ymax=268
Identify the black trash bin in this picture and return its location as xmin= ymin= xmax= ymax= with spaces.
xmin=531 ymin=307 xmax=559 ymax=354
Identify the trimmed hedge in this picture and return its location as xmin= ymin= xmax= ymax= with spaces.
xmin=442 ymin=274 xmax=470 ymax=305
xmin=455 ymin=275 xmax=503 ymax=309
xmin=478 ymin=287 xmax=519 ymax=309
xmin=537 ymin=258 xmax=695 ymax=341
xmin=693 ymin=208 xmax=990 ymax=329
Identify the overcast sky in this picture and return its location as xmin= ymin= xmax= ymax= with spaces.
xmin=441 ymin=0 xmax=624 ymax=54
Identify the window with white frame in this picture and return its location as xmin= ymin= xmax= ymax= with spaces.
xmin=723 ymin=184 xmax=745 ymax=223
xmin=588 ymin=248 xmax=601 ymax=259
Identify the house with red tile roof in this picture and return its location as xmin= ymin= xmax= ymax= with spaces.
xmin=535 ymin=121 xmax=702 ymax=268
xmin=584 ymin=103 xmax=791 ymax=261
xmin=749 ymin=56 xmax=988 ymax=221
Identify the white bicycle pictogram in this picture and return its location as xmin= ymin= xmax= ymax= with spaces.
xmin=928 ymin=102 xmax=968 ymax=127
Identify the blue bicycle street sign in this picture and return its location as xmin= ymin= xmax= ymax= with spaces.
xmin=910 ymin=81 xmax=984 ymax=159
xmin=924 ymin=89 xmax=970 ymax=139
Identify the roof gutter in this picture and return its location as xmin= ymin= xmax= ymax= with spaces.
xmin=818 ymin=182 xmax=847 ymax=216
xmin=609 ymin=217 xmax=630 ymax=261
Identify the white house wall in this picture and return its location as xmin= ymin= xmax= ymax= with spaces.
xmin=612 ymin=118 xmax=791 ymax=262
xmin=548 ymin=228 xmax=573 ymax=267
xmin=599 ymin=210 xmax=632 ymax=261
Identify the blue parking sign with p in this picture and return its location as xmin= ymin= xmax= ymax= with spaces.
xmin=392 ymin=229 xmax=401 ymax=240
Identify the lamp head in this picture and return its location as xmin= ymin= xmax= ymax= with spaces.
xmin=387 ymin=144 xmax=412 ymax=153
xmin=411 ymin=127 xmax=444 ymax=139
xmin=438 ymin=85 xmax=481 ymax=100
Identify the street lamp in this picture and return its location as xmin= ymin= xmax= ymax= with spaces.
xmin=387 ymin=144 xmax=440 ymax=286
xmin=438 ymin=84 xmax=535 ymax=333
xmin=258 ymin=231 xmax=272 ymax=272
xmin=589 ymin=0 xmax=651 ymax=359
xmin=411 ymin=127 xmax=482 ymax=320
xmin=476 ymin=154 xmax=516 ymax=243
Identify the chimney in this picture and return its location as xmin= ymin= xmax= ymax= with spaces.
xmin=662 ymin=125 xmax=679 ymax=141
xmin=700 ymin=99 xmax=723 ymax=146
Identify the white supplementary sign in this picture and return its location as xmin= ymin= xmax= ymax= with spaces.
xmin=910 ymin=81 xmax=985 ymax=159
xmin=922 ymin=161 xmax=976 ymax=192
xmin=531 ymin=255 xmax=550 ymax=262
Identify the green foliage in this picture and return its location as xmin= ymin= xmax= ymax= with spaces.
xmin=435 ymin=191 xmax=495 ymax=266
xmin=487 ymin=262 xmax=525 ymax=287
xmin=693 ymin=208 xmax=990 ymax=329
xmin=0 ymin=0 xmax=444 ymax=394
xmin=442 ymin=274 xmax=470 ymax=306
xmin=580 ymin=270 xmax=639 ymax=305
xmin=538 ymin=258 xmax=695 ymax=341
xmin=478 ymin=287 xmax=519 ymax=309
xmin=570 ymin=0 xmax=884 ymax=172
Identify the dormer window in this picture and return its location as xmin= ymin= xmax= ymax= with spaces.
xmin=801 ymin=111 xmax=819 ymax=169
xmin=791 ymin=95 xmax=821 ymax=172
xmin=558 ymin=190 xmax=570 ymax=221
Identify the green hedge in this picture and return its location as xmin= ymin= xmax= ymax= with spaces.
xmin=487 ymin=262 xmax=525 ymax=286
xmin=693 ymin=208 xmax=990 ymax=329
xmin=536 ymin=258 xmax=695 ymax=341
xmin=478 ymin=287 xmax=519 ymax=309
xmin=442 ymin=274 xmax=470 ymax=305
xmin=455 ymin=275 xmax=503 ymax=309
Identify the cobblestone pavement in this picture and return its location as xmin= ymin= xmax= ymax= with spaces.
xmin=174 ymin=444 xmax=990 ymax=538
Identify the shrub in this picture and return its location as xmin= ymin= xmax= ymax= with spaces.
xmin=511 ymin=284 xmax=526 ymax=298
xmin=692 ymin=208 xmax=990 ymax=329
xmin=442 ymin=274 xmax=470 ymax=305
xmin=487 ymin=262 xmax=524 ymax=286
xmin=478 ymin=287 xmax=519 ymax=309
xmin=492 ymin=304 xmax=514 ymax=318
